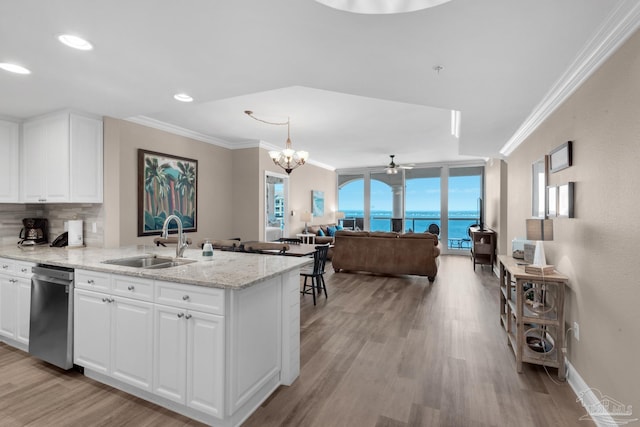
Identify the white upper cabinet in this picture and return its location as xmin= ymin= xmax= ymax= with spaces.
xmin=21 ymin=111 xmax=103 ymax=203
xmin=0 ymin=120 xmax=20 ymax=202
xmin=70 ymin=114 xmax=103 ymax=202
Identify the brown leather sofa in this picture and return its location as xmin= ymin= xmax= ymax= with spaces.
xmin=331 ymin=230 xmax=440 ymax=282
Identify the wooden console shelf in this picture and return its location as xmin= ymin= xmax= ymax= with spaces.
xmin=469 ymin=227 xmax=496 ymax=270
xmin=498 ymin=255 xmax=568 ymax=380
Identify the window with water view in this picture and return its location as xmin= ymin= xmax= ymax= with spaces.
xmin=338 ymin=166 xmax=483 ymax=250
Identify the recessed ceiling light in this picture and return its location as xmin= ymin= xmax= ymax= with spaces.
xmin=58 ymin=34 xmax=93 ymax=51
xmin=174 ymin=93 xmax=194 ymax=102
xmin=315 ymin=0 xmax=452 ymax=14
xmin=0 ymin=63 xmax=31 ymax=74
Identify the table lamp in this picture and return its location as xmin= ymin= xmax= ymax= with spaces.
xmin=335 ymin=211 xmax=345 ymax=226
xmin=301 ymin=212 xmax=313 ymax=234
xmin=526 ymin=218 xmax=554 ymax=269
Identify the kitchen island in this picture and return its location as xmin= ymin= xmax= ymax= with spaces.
xmin=0 ymin=244 xmax=311 ymax=427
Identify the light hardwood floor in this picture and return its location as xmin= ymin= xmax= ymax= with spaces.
xmin=0 ymin=256 xmax=592 ymax=426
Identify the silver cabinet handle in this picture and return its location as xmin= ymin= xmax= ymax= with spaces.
xmin=2 ymin=265 xmax=8 ymax=269
xmin=127 ymin=285 xmax=135 ymax=291
xmin=182 ymin=295 xmax=190 ymax=301
xmin=110 ymin=298 xmax=115 ymax=303
xmin=87 ymin=279 xmax=95 ymax=284
xmin=102 ymin=297 xmax=109 ymax=303
xmin=21 ymin=268 xmax=27 ymax=273
xmin=185 ymin=314 xmax=192 ymax=319
xmin=10 ymin=279 xmax=17 ymax=283
xmin=177 ymin=312 xmax=185 ymax=318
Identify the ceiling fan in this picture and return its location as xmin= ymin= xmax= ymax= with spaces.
xmin=385 ymin=155 xmax=413 ymax=174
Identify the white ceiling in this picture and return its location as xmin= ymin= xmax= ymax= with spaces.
xmin=0 ymin=0 xmax=635 ymax=170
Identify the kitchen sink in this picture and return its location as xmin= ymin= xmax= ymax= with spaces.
xmin=144 ymin=260 xmax=196 ymax=269
xmin=102 ymin=255 xmax=196 ymax=269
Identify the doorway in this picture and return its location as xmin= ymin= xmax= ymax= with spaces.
xmin=265 ymin=171 xmax=289 ymax=241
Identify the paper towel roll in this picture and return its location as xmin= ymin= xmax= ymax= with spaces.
xmin=68 ymin=220 xmax=84 ymax=247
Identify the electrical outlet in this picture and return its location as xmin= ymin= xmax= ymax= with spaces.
xmin=573 ymin=321 xmax=580 ymax=341
xmin=92 ymin=222 xmax=97 ymax=233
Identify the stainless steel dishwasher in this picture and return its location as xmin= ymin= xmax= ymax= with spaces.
xmin=29 ymin=264 xmax=75 ymax=370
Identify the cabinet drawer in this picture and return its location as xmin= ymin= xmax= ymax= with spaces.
xmin=112 ymin=275 xmax=154 ymax=301
xmin=76 ymin=269 xmax=111 ymax=292
xmin=155 ymin=281 xmax=224 ymax=315
xmin=14 ymin=261 xmax=35 ymax=277
xmin=0 ymin=258 xmax=34 ymax=277
xmin=475 ymin=243 xmax=493 ymax=255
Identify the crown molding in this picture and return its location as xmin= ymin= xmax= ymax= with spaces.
xmin=125 ymin=116 xmax=235 ymax=149
xmin=123 ymin=118 xmax=336 ymax=171
xmin=500 ymin=0 xmax=640 ymax=156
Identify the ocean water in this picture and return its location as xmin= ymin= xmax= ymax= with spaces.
xmin=341 ymin=210 xmax=479 ymax=240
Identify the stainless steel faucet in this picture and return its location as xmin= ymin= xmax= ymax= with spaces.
xmin=162 ymin=215 xmax=189 ymax=258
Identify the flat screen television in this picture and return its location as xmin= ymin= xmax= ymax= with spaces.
xmin=478 ymin=197 xmax=484 ymax=230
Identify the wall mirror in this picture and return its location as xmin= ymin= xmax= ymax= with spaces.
xmin=265 ymin=172 xmax=289 ymax=241
xmin=532 ymin=157 xmax=547 ymax=218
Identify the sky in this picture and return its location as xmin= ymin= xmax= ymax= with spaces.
xmin=339 ymin=175 xmax=481 ymax=212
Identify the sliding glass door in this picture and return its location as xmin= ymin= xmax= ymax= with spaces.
xmin=447 ymin=166 xmax=483 ymax=250
xmin=404 ymin=168 xmax=441 ymax=233
xmin=369 ymin=171 xmax=403 ymax=232
xmin=337 ymin=174 xmax=365 ymax=230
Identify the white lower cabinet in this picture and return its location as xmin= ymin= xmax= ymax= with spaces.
xmin=153 ymin=303 xmax=225 ymax=419
xmin=74 ymin=288 xmax=153 ymax=390
xmin=0 ymin=259 xmax=33 ymax=347
xmin=72 ymin=271 xmax=297 ymax=426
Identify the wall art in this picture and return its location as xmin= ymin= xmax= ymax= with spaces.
xmin=138 ymin=149 xmax=198 ymax=236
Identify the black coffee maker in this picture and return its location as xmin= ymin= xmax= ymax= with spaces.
xmin=19 ymin=218 xmax=48 ymax=246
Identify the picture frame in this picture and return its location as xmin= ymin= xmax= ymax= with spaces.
xmin=557 ymin=182 xmax=575 ymax=218
xmin=311 ymin=190 xmax=324 ymax=217
xmin=531 ymin=157 xmax=547 ymax=218
xmin=138 ymin=149 xmax=198 ymax=236
xmin=549 ymin=141 xmax=573 ymax=173
xmin=546 ymin=185 xmax=558 ymax=217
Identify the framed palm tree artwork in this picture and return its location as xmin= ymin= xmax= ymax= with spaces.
xmin=138 ymin=149 xmax=198 ymax=236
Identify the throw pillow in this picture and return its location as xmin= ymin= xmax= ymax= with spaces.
xmin=327 ymin=226 xmax=337 ymax=236
xmin=336 ymin=225 xmax=343 ymax=231
xmin=317 ymin=228 xmax=325 ymax=236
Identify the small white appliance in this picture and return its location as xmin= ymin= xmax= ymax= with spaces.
xmin=67 ymin=220 xmax=84 ymax=247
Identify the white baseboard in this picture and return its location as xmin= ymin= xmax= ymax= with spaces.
xmin=565 ymin=358 xmax=633 ymax=427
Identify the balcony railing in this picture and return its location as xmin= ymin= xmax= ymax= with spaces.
xmin=341 ymin=216 xmax=478 ymax=248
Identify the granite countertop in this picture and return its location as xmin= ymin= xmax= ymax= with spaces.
xmin=0 ymin=244 xmax=312 ymax=290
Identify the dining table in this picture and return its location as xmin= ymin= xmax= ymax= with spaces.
xmin=274 ymin=243 xmax=319 ymax=257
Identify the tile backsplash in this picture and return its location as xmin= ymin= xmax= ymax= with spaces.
xmin=0 ymin=203 xmax=104 ymax=247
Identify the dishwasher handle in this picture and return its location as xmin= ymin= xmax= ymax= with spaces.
xmin=32 ymin=274 xmax=73 ymax=287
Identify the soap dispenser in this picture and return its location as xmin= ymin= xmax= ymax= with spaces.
xmin=202 ymin=240 xmax=214 ymax=260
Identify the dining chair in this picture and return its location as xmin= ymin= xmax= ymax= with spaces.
xmin=300 ymin=243 xmax=330 ymax=305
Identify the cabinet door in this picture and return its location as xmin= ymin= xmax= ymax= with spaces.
xmin=153 ymin=304 xmax=187 ymax=404
xmin=15 ymin=277 xmax=31 ymax=345
xmin=186 ymin=311 xmax=224 ymax=418
xmin=0 ymin=120 xmax=20 ymax=202
xmin=70 ymin=114 xmax=103 ymax=202
xmin=21 ymin=120 xmax=47 ymax=202
xmin=0 ymin=275 xmax=17 ymax=338
xmin=111 ymin=297 xmax=153 ymax=390
xmin=74 ymin=288 xmax=110 ymax=374
xmin=22 ymin=114 xmax=70 ymax=202
xmin=42 ymin=115 xmax=70 ymax=201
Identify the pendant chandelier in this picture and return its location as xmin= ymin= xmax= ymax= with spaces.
xmin=244 ymin=110 xmax=309 ymax=175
